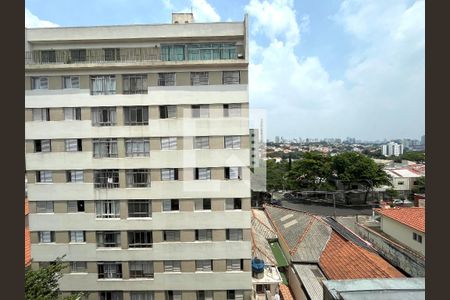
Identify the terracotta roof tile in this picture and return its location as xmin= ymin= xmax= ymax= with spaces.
xmin=320 ymin=232 xmax=404 ymax=280
xmin=376 ymin=207 xmax=425 ymax=233
xmin=25 ymin=225 xmax=31 ymax=267
xmin=279 ymin=283 xmax=295 ymax=300
xmin=25 ymin=198 xmax=29 ymax=216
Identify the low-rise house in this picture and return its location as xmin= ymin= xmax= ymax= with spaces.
xmin=262 ymin=205 xmax=404 ymax=300
xmin=375 ymin=207 xmax=425 ymax=256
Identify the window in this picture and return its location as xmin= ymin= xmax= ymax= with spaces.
xmin=128 ymin=231 xmax=153 ymax=248
xmin=32 ymin=108 xmax=50 ymax=121
xmin=65 ymin=139 xmax=82 ymax=152
xmin=128 ymin=200 xmax=151 ymax=218
xmin=161 ymin=137 xmax=177 ymax=150
xmin=70 ymin=49 xmax=86 ymax=62
xmin=100 ymin=291 xmax=123 ymax=300
xmin=124 ymin=106 xmax=149 ymax=125
xmin=31 ymin=77 xmax=48 ymax=90
xmin=96 ymin=200 xmax=120 ymax=218
xmin=64 ymin=107 xmax=81 ymax=120
xmin=196 ymin=260 xmax=212 ymax=272
xmin=226 ymin=259 xmax=243 ymax=271
xmin=225 ymin=167 xmax=242 ymax=180
xmin=34 ymin=140 xmax=51 ymax=152
xmin=194 ymin=137 xmax=209 ymax=149
xmin=159 ymin=105 xmax=177 ymax=118
xmin=67 ymin=200 xmax=85 ymax=213
xmin=125 ymin=138 xmax=150 ymax=157
xmin=66 ymin=170 xmax=84 ymax=183
xmin=226 ymin=198 xmax=242 ymax=210
xmin=224 ymin=136 xmax=241 ymax=149
xmin=163 ymin=199 xmax=179 ymax=212
xmin=63 ymin=76 xmax=80 ymax=89
xmin=39 ymin=231 xmax=55 ymax=243
xmin=166 ymin=291 xmax=182 ymax=300
xmin=71 ymin=262 xmax=87 ymax=273
xmin=123 ymin=74 xmax=148 ymax=94
xmin=195 ymin=168 xmax=211 ymax=180
xmin=223 ymin=71 xmax=240 ymax=84
xmin=94 ymin=170 xmax=119 ymax=188
xmin=98 ymin=262 xmax=122 ymax=279
xmin=129 ymin=261 xmax=154 ymax=278
xmin=223 ymin=104 xmax=241 ymax=117
xmin=93 ymin=139 xmax=118 ymax=158
xmin=92 ymin=107 xmax=117 ymax=126
xmin=161 ymin=168 xmax=179 ymax=181
xmin=104 ymin=48 xmax=120 ymax=61
xmin=191 ymin=104 xmax=209 ymax=118
xmin=163 ymin=230 xmax=180 ymax=242
xmin=160 ymin=44 xmax=185 ymax=61
xmin=197 ymin=291 xmax=213 ymax=300
xmin=195 ymin=229 xmax=212 ymax=241
xmin=41 ymin=50 xmax=56 ymax=63
xmin=191 ymin=72 xmax=209 ymax=85
xmin=398 ymin=181 xmax=405 ymax=185
xmin=70 ymin=231 xmax=86 ymax=243
xmin=96 ymin=232 xmax=121 ymax=248
xmin=90 ymin=75 xmax=116 ymax=95
xmin=413 ymin=232 xmax=423 ymax=243
xmin=227 ymin=291 xmax=244 ymax=300
xmin=185 ymin=43 xmax=237 ymax=60
xmin=158 ymin=73 xmax=176 ymax=86
xmin=36 ymin=201 xmax=54 ymax=213
xmin=194 ymin=198 xmax=211 ymax=211
xmin=131 ymin=292 xmax=154 ymax=300
xmin=164 ymin=261 xmax=181 ymax=272
xmin=226 ymin=229 xmax=243 ymax=241
xmin=36 ymin=171 xmax=52 ymax=183
xmin=126 ymin=169 xmax=150 ymax=187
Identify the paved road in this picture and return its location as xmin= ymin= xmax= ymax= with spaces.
xmin=280 ymin=199 xmax=373 ymax=217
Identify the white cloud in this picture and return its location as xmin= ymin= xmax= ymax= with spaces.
xmin=247 ymin=0 xmax=424 ymax=140
xmin=162 ymin=0 xmax=175 ymax=10
xmin=245 ymin=0 xmax=308 ymax=46
xmin=25 ymin=8 xmax=59 ymax=28
xmin=191 ymin=0 xmax=221 ymax=22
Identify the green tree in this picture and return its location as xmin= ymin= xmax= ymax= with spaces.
xmin=385 ymin=188 xmax=399 ymax=200
xmin=266 ymin=159 xmax=290 ymax=192
xmin=25 ymin=256 xmax=86 ymax=300
xmin=288 ymin=152 xmax=333 ymax=191
xmin=401 ymin=151 xmax=425 ymax=163
xmin=412 ymin=176 xmax=426 ymax=194
xmin=332 ymin=152 xmax=392 ymax=203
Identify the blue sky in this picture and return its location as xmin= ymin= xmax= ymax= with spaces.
xmin=25 ymin=0 xmax=425 ymax=141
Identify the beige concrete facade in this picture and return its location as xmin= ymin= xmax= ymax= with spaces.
xmin=26 ymin=15 xmax=251 ymax=298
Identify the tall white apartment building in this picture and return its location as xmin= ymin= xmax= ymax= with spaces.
xmin=25 ymin=13 xmax=252 ymax=300
xmin=382 ymin=142 xmax=404 ymax=157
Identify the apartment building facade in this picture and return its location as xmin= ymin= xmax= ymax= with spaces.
xmin=25 ymin=13 xmax=252 ymax=300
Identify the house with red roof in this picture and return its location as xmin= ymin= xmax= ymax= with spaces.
xmin=375 ymin=207 xmax=425 ymax=256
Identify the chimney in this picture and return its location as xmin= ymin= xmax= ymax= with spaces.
xmin=172 ymin=13 xmax=194 ymax=24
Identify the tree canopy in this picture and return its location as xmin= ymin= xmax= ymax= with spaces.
xmin=25 ymin=256 xmax=85 ymax=300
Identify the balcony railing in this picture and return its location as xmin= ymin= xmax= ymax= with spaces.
xmin=25 ymin=44 xmax=245 ymax=65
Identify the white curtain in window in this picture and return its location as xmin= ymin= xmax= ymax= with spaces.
xmin=229 ymin=104 xmax=241 ymax=117
xmin=40 ymin=231 xmax=52 ymax=243
xmin=223 ymin=71 xmax=240 ymax=84
xmin=167 ymin=105 xmax=177 ymax=117
xmin=229 ymin=167 xmax=241 ymax=180
xmin=161 ymin=137 xmax=177 ymax=150
xmin=229 ymin=229 xmax=243 ymax=241
xmin=194 ymin=137 xmax=209 ymax=149
xmin=70 ymin=231 xmax=84 ymax=242
xmin=161 ymin=169 xmax=175 ymax=180
xmin=131 ymin=292 xmax=154 ymax=300
xmin=198 ymin=168 xmax=211 ymax=180
xmin=96 ymin=201 xmax=120 ymax=218
xmin=199 ymin=105 xmax=209 ymax=118
xmin=41 ymin=140 xmax=51 ymax=152
xmin=225 ymin=136 xmax=241 ymax=149
xmin=65 ymin=139 xmax=78 ymax=151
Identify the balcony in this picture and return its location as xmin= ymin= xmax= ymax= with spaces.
xmin=25 ymin=44 xmax=245 ymax=66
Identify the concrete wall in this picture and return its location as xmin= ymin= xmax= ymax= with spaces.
xmin=356 ymin=223 xmax=425 ymax=277
xmin=287 ymin=266 xmax=309 ymax=300
xmin=380 ymin=217 xmax=425 ymax=255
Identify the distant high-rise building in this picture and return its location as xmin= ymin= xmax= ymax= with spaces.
xmin=275 ymin=136 xmax=280 ymax=143
xmin=421 ymin=135 xmax=425 ymax=146
xmin=382 ymin=142 xmax=404 ymax=157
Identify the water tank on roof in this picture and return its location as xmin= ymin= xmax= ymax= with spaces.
xmin=252 ymin=258 xmax=265 ymax=279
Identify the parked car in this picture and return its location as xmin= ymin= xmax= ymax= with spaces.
xmin=271 ymin=199 xmax=282 ymax=206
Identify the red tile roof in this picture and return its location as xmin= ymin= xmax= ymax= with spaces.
xmin=320 ymin=232 xmax=405 ymax=280
xmin=376 ymin=207 xmax=425 ymax=233
xmin=25 ymin=198 xmax=31 ymax=267
xmin=279 ymin=283 xmax=294 ymax=300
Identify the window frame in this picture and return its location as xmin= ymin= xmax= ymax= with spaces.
xmin=39 ymin=231 xmax=55 ymax=243
xmin=97 ymin=262 xmax=122 ymax=279
xmin=64 ymin=107 xmax=82 ymax=120
xmin=190 ymin=72 xmax=209 ymax=85
xmin=223 ymin=71 xmax=240 ymax=85
xmin=65 ymin=139 xmax=82 ymax=152
xmin=94 ymin=169 xmax=120 ymax=188
xmin=128 ymin=231 xmax=153 ymax=248
xmin=161 ymin=137 xmax=177 ymax=150
xmin=71 ymin=261 xmax=87 ymax=273
xmin=96 ymin=231 xmax=121 ymax=248
xmin=67 ymin=200 xmax=85 ymax=213
xmin=123 ymin=74 xmax=148 ymax=94
xmin=90 ymin=75 xmax=116 ymax=95
xmin=163 ymin=230 xmax=180 ymax=242
xmin=31 ymin=77 xmax=49 ymax=90
xmin=93 ymin=138 xmax=118 ymax=158
xmin=36 ymin=201 xmax=54 ymax=213
xmin=95 ymin=200 xmax=120 ymax=219
xmin=66 ymin=170 xmax=84 ymax=183
xmin=161 ymin=168 xmax=179 ymax=181
xmin=195 ymin=168 xmax=211 ymax=180
xmin=128 ymin=200 xmax=151 ymax=218
xmin=125 ymin=138 xmax=150 ymax=157
xmin=63 ymin=76 xmax=81 ymax=89
xmin=36 ymin=170 xmax=53 ymax=183
xmin=158 ymin=73 xmax=176 ymax=86
xmin=162 ymin=199 xmax=179 ymax=212
xmin=34 ymin=139 xmax=51 ymax=153
xmin=70 ymin=231 xmax=86 ymax=243
xmin=129 ymin=261 xmax=154 ymax=278
xmin=124 ymin=106 xmax=149 ymax=126
xmin=91 ymin=107 xmax=117 ymax=126
xmin=159 ymin=105 xmax=177 ymax=119
xmin=32 ymin=108 xmax=50 ymax=121
xmin=126 ymin=169 xmax=150 ymax=188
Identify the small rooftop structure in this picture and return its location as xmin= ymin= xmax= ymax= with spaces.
xmin=172 ymin=12 xmax=194 ymax=24
xmin=375 ymin=207 xmax=425 ymax=233
xmin=323 ymin=277 xmax=425 ymax=300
